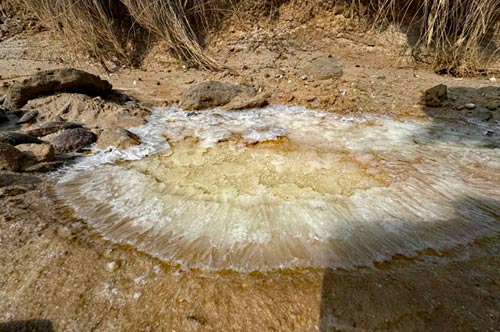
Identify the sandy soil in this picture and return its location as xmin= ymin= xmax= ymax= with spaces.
xmin=1 ymin=3 xmax=499 ymax=332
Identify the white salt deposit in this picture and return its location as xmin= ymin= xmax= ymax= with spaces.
xmin=55 ymin=105 xmax=500 ymax=271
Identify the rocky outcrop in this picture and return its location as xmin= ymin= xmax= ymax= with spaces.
xmin=0 ymin=131 xmax=44 ymax=145
xmin=180 ymin=81 xmax=256 ymax=110
xmin=424 ymin=84 xmax=448 ymax=107
xmin=300 ymin=56 xmax=344 ymax=80
xmin=0 ymin=143 xmax=23 ymax=171
xmin=53 ymin=127 xmax=97 ymax=153
xmin=97 ymin=127 xmax=141 ymax=150
xmin=4 ymin=68 xmax=112 ymax=108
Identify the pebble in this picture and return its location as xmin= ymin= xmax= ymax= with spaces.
xmin=16 ymin=110 xmax=38 ymax=124
xmin=464 ymin=103 xmax=476 ymax=110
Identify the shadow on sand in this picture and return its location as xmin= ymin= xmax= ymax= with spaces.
xmin=0 ymin=320 xmax=54 ymax=332
xmin=318 ymin=196 xmax=500 ymax=332
xmin=319 ymin=88 xmax=500 ymax=331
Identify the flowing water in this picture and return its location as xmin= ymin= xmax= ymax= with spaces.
xmin=54 ymin=106 xmax=500 ymax=272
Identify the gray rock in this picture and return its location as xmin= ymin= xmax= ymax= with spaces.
xmin=465 ymin=103 xmax=476 ymax=110
xmin=16 ymin=110 xmax=38 ymax=124
xmin=300 ymin=56 xmax=344 ymax=80
xmin=424 ymin=84 xmax=448 ymax=107
xmin=180 ymin=81 xmax=256 ymax=110
xmin=4 ymin=68 xmax=112 ymax=108
xmin=0 ymin=131 xmax=44 ymax=145
xmin=53 ymin=127 xmax=97 ymax=153
xmin=26 ymin=121 xmax=82 ymax=137
xmin=464 ymin=108 xmax=493 ymax=122
xmin=0 ymin=142 xmax=23 ymax=171
xmin=97 ymin=126 xmax=141 ymax=150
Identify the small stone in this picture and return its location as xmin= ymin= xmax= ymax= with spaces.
xmin=53 ymin=128 xmax=97 ymax=154
xmin=423 ymin=84 xmax=448 ymax=107
xmin=300 ymin=56 xmax=343 ymax=80
xmin=16 ymin=110 xmax=38 ymax=124
xmin=465 ymin=103 xmax=476 ymax=110
xmin=17 ymin=143 xmax=55 ymax=162
xmin=180 ymin=81 xmax=256 ymax=110
xmin=26 ymin=121 xmax=82 ymax=137
xmin=97 ymin=127 xmax=141 ymax=150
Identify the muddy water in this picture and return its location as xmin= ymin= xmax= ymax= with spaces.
xmin=55 ymin=106 xmax=500 ymax=272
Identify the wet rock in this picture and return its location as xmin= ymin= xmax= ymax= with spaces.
xmin=464 ymin=108 xmax=493 ymax=122
xmin=26 ymin=121 xmax=82 ymax=137
xmin=424 ymin=84 xmax=448 ymax=107
xmin=4 ymin=68 xmax=112 ymax=108
xmin=0 ymin=131 xmax=44 ymax=145
xmin=53 ymin=127 xmax=97 ymax=153
xmin=180 ymin=81 xmax=256 ymax=110
xmin=0 ymin=142 xmax=23 ymax=171
xmin=97 ymin=126 xmax=141 ymax=150
xmin=222 ymin=97 xmax=269 ymax=111
xmin=24 ymin=161 xmax=64 ymax=173
xmin=16 ymin=110 xmax=38 ymax=124
xmin=0 ymin=108 xmax=8 ymax=123
xmin=17 ymin=143 xmax=55 ymax=162
xmin=300 ymin=56 xmax=344 ymax=80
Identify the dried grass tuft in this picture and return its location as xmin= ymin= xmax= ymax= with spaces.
xmin=13 ymin=0 xmax=500 ymax=74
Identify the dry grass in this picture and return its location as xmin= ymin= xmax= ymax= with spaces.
xmin=18 ymin=0 xmax=150 ymax=68
xmin=14 ymin=0 xmax=500 ymax=74
xmin=367 ymin=0 xmax=500 ymax=74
